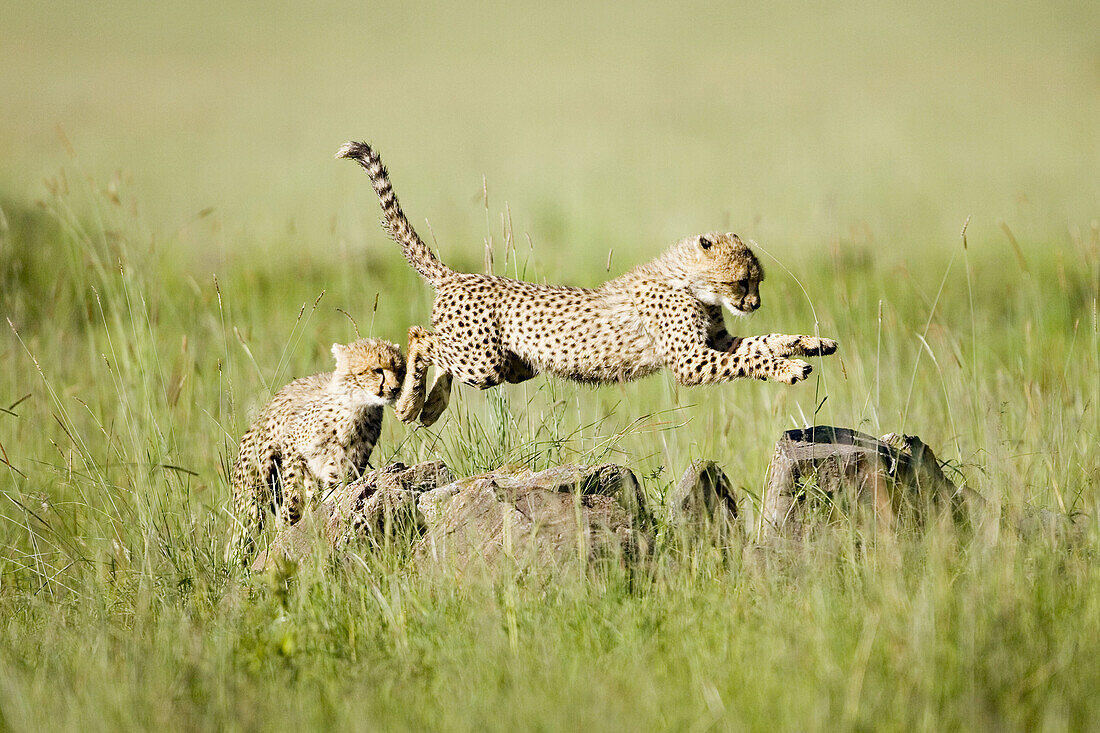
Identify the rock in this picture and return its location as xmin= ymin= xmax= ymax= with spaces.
xmin=330 ymin=459 xmax=454 ymax=541
xmin=251 ymin=460 xmax=454 ymax=572
xmin=415 ymin=463 xmax=649 ymax=571
xmin=760 ymin=426 xmax=964 ymax=541
xmin=251 ymin=460 xmax=650 ymax=573
xmin=668 ymin=460 xmax=738 ymax=528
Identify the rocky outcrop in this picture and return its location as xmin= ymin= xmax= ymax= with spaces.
xmin=251 ymin=460 xmax=454 ymax=572
xmin=252 ymin=461 xmax=651 ymax=573
xmin=249 ymin=425 xmax=1072 ymax=571
xmin=416 ymin=463 xmax=648 ymax=570
xmin=667 ymin=460 xmax=739 ymax=535
xmin=760 ymin=426 xmax=965 ymax=541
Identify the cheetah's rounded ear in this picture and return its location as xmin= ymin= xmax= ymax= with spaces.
xmin=699 ymin=235 xmax=713 ymax=250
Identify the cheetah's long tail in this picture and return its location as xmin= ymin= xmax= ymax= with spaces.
xmin=336 ymin=141 xmax=451 ymax=286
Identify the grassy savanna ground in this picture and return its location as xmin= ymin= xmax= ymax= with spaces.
xmin=2 ymin=0 xmax=1099 ymax=729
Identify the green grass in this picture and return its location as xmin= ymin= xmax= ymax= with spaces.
xmin=2 ymin=1 xmax=1099 ymax=730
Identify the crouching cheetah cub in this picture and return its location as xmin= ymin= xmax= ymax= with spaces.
xmin=229 ymin=337 xmax=405 ymax=556
xmin=337 ymin=141 xmax=837 ymax=427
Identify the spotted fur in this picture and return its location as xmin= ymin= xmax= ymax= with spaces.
xmin=229 ymin=337 xmax=405 ymax=556
xmin=336 ymin=142 xmax=837 ymax=427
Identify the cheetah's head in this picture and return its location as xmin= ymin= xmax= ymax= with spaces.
xmin=330 ymin=338 xmax=406 ymax=407
xmin=675 ymin=232 xmax=764 ymax=316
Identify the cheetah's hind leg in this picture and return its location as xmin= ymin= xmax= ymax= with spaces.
xmin=395 ymin=326 xmax=434 ymax=423
xmin=275 ymin=453 xmax=310 ymax=527
xmin=418 ymin=370 xmax=452 ymax=427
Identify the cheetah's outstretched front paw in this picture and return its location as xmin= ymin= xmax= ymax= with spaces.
xmin=792 ymin=336 xmax=837 ymax=357
xmin=775 ymin=358 xmax=813 ymax=384
xmin=765 ymin=334 xmax=838 ymax=358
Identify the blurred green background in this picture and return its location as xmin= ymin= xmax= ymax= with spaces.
xmin=4 ymin=0 xmax=1098 ymax=260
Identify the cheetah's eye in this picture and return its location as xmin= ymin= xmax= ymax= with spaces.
xmin=373 ymin=368 xmax=384 ymax=377
xmin=699 ymin=235 xmax=713 ymax=250
xmin=738 ymin=279 xmax=750 ymax=291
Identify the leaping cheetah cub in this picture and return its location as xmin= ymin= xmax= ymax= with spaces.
xmin=229 ymin=337 xmax=405 ymax=555
xmin=337 ymin=141 xmax=837 ymax=427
